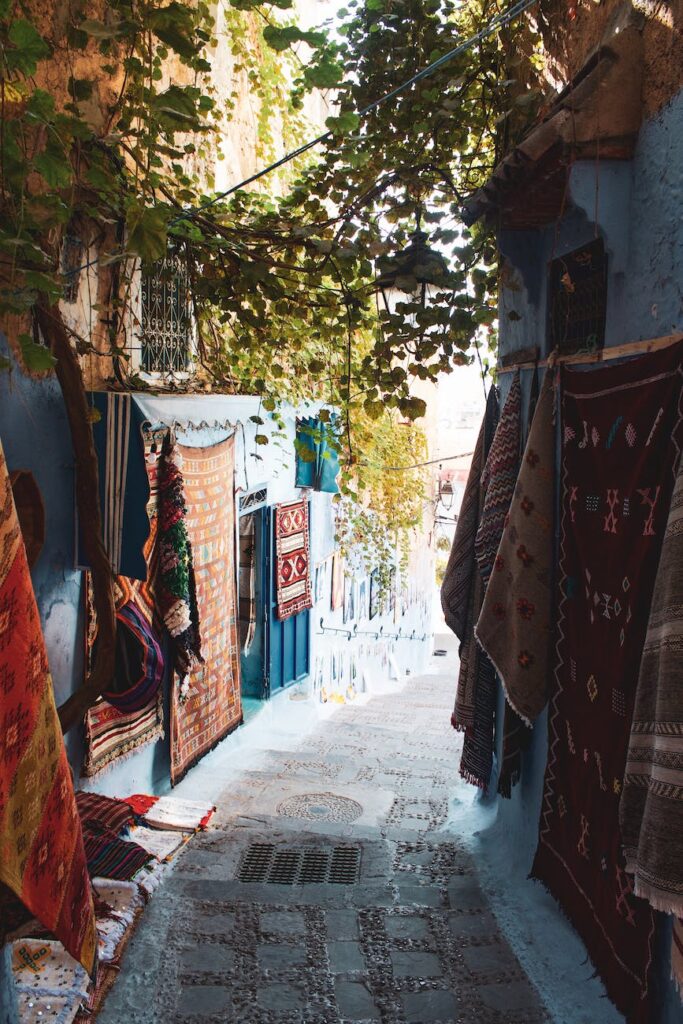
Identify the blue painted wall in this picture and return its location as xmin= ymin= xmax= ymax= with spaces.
xmin=489 ymin=88 xmax=683 ymax=1023
xmin=0 ymin=340 xmax=85 ymax=769
xmin=0 ymin=946 xmax=18 ymax=1024
xmin=0 ymin=344 xmax=337 ymax=798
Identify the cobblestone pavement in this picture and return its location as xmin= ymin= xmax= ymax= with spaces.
xmin=98 ymin=657 xmax=550 ymax=1024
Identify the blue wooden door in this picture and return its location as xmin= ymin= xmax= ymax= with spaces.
xmin=266 ymin=504 xmax=310 ymax=693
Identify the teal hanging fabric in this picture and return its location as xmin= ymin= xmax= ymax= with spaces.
xmin=295 ymin=416 xmax=340 ymax=493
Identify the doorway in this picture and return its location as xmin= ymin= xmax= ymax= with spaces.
xmin=239 ymin=503 xmax=311 ymax=699
xmin=265 ymin=504 xmax=311 ymax=694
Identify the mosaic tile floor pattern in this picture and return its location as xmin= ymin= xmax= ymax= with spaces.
xmin=96 ymin=649 xmax=550 ymax=1024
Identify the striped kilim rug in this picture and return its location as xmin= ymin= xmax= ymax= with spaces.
xmin=76 ymin=791 xmax=134 ymax=834
xmin=170 ymin=438 xmax=242 ymax=785
xmin=83 ymin=428 xmax=166 ymax=777
xmin=275 ymin=499 xmax=312 ymax=620
xmin=82 ymin=822 xmax=153 ymax=881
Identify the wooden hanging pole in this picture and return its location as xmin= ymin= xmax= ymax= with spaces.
xmin=497 ymin=331 xmax=683 ymax=373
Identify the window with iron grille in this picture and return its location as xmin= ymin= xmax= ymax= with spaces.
xmin=239 ymin=487 xmax=268 ymax=514
xmin=140 ymin=256 xmax=192 ymax=374
xmin=61 ymin=234 xmax=85 ymax=304
xmin=548 ymin=238 xmax=607 ymax=356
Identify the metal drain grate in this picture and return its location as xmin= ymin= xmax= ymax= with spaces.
xmin=237 ymin=844 xmax=360 ymax=885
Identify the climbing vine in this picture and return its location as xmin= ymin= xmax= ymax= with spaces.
xmin=0 ymin=0 xmax=544 ymax=726
xmin=335 ymin=406 xmax=429 ymax=580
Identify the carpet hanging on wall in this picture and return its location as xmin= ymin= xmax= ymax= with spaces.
xmin=531 ymin=342 xmax=683 ymax=1024
xmin=157 ymin=439 xmax=203 ymax=677
xmin=441 ymin=385 xmax=500 ymax=739
xmin=477 ymin=370 xmax=556 ymax=727
xmin=458 ymin=371 xmax=521 ymax=790
xmin=0 ymin=438 xmax=97 ymax=974
xmin=274 ymin=499 xmax=313 ymax=620
xmin=170 ymin=437 xmax=242 ymax=786
xmin=83 ymin=428 xmax=168 ymax=777
xmin=619 ymin=451 xmax=683 ymax=996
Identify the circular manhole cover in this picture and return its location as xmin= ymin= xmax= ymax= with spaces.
xmin=276 ymin=792 xmax=363 ymax=824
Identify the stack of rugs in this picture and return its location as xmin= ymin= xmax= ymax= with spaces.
xmin=9 ymin=792 xmax=216 ymax=1023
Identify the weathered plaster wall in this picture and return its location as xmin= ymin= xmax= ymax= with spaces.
xmin=500 ymin=89 xmax=683 ymax=354
xmin=536 ymin=0 xmax=683 ymax=117
xmin=488 ymin=86 xmax=683 ymax=1024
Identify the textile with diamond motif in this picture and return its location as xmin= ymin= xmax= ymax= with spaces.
xmin=460 ymin=373 xmax=521 ymax=789
xmin=274 ymin=499 xmax=313 ymax=620
xmin=532 ymin=342 xmax=683 ymax=1024
xmin=0 ymin=438 xmax=96 ymax=974
xmin=476 ymin=370 xmax=556 ymax=728
xmin=170 ymin=438 xmax=242 ymax=785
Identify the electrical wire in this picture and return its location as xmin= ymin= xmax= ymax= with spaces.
xmin=172 ymin=0 xmax=539 ymax=223
xmin=362 ymin=450 xmax=474 ymax=471
xmin=61 ymin=0 xmax=538 ymax=280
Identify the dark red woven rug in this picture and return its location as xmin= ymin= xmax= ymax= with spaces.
xmin=532 ymin=342 xmax=683 ymax=1024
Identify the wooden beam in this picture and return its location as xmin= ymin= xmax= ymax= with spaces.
xmin=497 ymin=332 xmax=683 ymax=373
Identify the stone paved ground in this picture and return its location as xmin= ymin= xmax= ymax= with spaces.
xmin=98 ymin=654 xmax=549 ymax=1024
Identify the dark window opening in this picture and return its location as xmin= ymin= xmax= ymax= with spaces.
xmin=61 ymin=234 xmax=85 ymax=304
xmin=548 ymin=238 xmax=607 ymax=356
xmin=140 ymin=256 xmax=192 ymax=374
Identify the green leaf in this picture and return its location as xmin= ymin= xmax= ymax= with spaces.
xmin=262 ymin=24 xmax=326 ymax=52
xmin=24 ymin=270 xmax=61 ymax=298
xmin=254 ymin=433 xmax=269 ymax=445
xmin=148 ymin=3 xmax=200 ymax=58
xmin=325 ymin=111 xmax=360 ymax=135
xmin=34 ymin=141 xmax=72 ymax=188
xmin=304 ymin=58 xmax=343 ymax=88
xmin=25 ymin=89 xmax=55 ymax=120
xmin=18 ymin=333 xmax=56 ymax=372
xmin=6 ymin=20 xmax=51 ymax=75
xmin=127 ymin=204 xmax=171 ymax=262
xmin=151 ymin=85 xmax=200 ymax=130
xmin=68 ymin=77 xmax=94 ymax=101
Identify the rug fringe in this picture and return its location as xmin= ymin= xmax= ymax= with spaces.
xmin=459 ymin=766 xmax=486 ymax=789
xmin=630 ymin=875 xmax=683 ymax=918
xmin=83 ymin=726 xmax=165 ymax=778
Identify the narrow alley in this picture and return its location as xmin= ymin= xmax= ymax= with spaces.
xmin=96 ymin=638 xmax=549 ymax=1024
